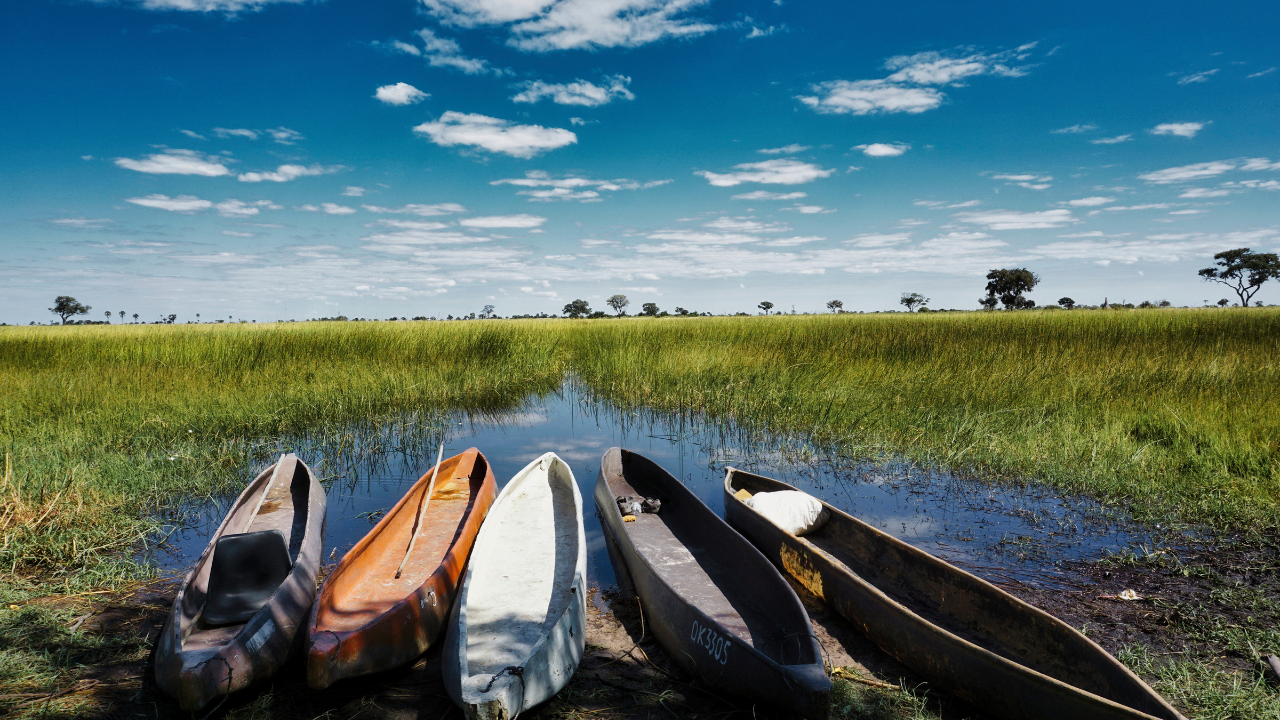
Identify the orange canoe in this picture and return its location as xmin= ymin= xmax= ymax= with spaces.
xmin=307 ymin=447 xmax=496 ymax=688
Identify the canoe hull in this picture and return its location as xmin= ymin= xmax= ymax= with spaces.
xmin=155 ymin=456 xmax=326 ymax=712
xmin=444 ymin=452 xmax=588 ymax=719
xmin=596 ymin=449 xmax=830 ymax=719
xmin=307 ymin=448 xmax=496 ymax=689
xmin=724 ymin=468 xmax=1186 ymax=720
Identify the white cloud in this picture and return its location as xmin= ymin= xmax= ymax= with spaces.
xmin=702 ymin=216 xmax=790 ymax=233
xmin=731 ymin=190 xmax=807 ymax=200
xmin=414 ymin=28 xmax=504 ymax=74
xmin=1179 ymin=187 xmax=1231 ymax=198
xmin=298 ymin=202 xmax=357 ymax=215
xmin=990 ymin=172 xmax=1053 ymax=190
xmin=215 ymin=199 xmax=281 ymax=217
xmin=374 ymin=219 xmax=452 ymax=231
xmin=798 ymin=46 xmax=1033 ymax=116
xmin=511 ymin=75 xmax=633 ymax=106
xmin=845 ymin=233 xmax=911 ymax=247
xmin=50 ymin=218 xmax=112 ymax=229
xmin=237 ymin=164 xmax=341 ymax=183
xmin=490 ymin=170 xmax=666 ymax=201
xmin=789 ymin=205 xmax=834 ymax=214
xmin=221 ymin=230 xmax=258 ymax=237
xmin=1139 ymin=160 xmax=1237 ymax=184
xmin=361 ymin=203 xmax=468 ymax=216
xmin=761 ymin=236 xmax=824 ymax=246
xmin=423 ymin=0 xmax=718 ymax=53
xmin=179 ymin=129 xmax=206 ymax=140
xmin=1051 ymin=123 xmax=1097 ymax=134
xmin=1032 ymin=230 xmax=1277 ymax=264
xmin=413 ymin=111 xmax=576 ymax=158
xmin=1091 ymin=134 xmax=1132 ymax=145
xmin=108 ymin=0 xmax=309 ymax=12
xmin=1240 ymin=157 xmax=1280 ymax=171
xmin=459 ymin=214 xmax=547 ymax=228
xmin=1066 ymin=196 xmax=1115 ymax=206
xmin=1247 ymin=67 xmax=1277 ymax=79
xmin=947 ymin=200 xmax=981 ymax=208
xmin=126 ymin=194 xmax=215 ymax=212
xmin=757 ymin=144 xmax=809 ymax=155
xmin=343 ymin=186 xmax=366 ymax=197
xmin=115 ymin=149 xmax=231 ymax=176
xmin=956 ymin=208 xmax=1077 ymax=230
xmin=214 ymin=127 xmax=258 ymax=140
xmin=375 ymin=82 xmax=430 ymax=106
xmin=1149 ymin=122 xmax=1206 ymax=138
xmin=697 ymin=159 xmax=835 ymax=186
xmin=1177 ymin=69 xmax=1219 ymax=85
xmin=267 ymin=127 xmax=303 ymax=144
xmin=854 ymin=142 xmax=909 ymax=157
xmin=383 ymin=39 xmax=422 ymax=56
xmin=1105 ymin=204 xmax=1176 ymax=212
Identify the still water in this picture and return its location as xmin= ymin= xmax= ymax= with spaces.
xmin=150 ymin=389 xmax=1176 ymax=590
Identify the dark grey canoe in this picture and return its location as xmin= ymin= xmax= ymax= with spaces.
xmin=724 ymin=467 xmax=1187 ymax=720
xmin=155 ymin=454 xmax=326 ymax=712
xmin=595 ymin=448 xmax=830 ymax=719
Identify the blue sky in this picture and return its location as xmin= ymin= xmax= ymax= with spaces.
xmin=2 ymin=0 xmax=1277 ymax=323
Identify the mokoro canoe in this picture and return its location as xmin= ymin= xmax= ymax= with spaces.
xmin=595 ymin=448 xmax=831 ymax=719
xmin=307 ymin=447 xmax=496 ymax=688
xmin=155 ymin=454 xmax=326 ymax=712
xmin=443 ymin=452 xmax=587 ymax=719
xmin=724 ymin=468 xmax=1188 ymax=720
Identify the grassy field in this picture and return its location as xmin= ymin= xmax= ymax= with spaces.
xmin=1 ymin=309 xmax=1278 ymax=717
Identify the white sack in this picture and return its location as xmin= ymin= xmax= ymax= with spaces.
xmin=744 ymin=490 xmax=829 ymax=536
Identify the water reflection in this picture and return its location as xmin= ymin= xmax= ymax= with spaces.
xmin=148 ymin=389 xmax=1180 ymax=590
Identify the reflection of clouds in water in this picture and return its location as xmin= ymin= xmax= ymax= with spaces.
xmin=479 ymin=411 xmax=551 ymax=427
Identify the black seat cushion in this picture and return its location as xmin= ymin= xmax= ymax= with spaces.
xmin=203 ymin=529 xmax=292 ymax=626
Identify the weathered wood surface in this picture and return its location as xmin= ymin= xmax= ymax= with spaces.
xmin=155 ymin=454 xmax=326 ymax=712
xmin=443 ymin=451 xmax=587 ymax=719
xmin=724 ymin=467 xmax=1187 ymax=720
xmin=307 ymin=447 xmax=496 ymax=689
xmin=595 ymin=448 xmax=831 ymax=719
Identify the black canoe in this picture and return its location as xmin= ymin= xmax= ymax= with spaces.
xmin=724 ymin=467 xmax=1187 ymax=720
xmin=156 ymin=454 xmax=326 ymax=712
xmin=595 ymin=448 xmax=830 ymax=719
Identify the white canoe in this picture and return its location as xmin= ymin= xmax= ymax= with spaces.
xmin=443 ymin=452 xmax=587 ymax=720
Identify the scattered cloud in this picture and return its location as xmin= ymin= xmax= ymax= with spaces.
xmin=299 ymin=203 xmax=357 ymax=215
xmin=343 ymin=186 xmax=366 ymax=197
xmin=1150 ymin=122 xmax=1207 ymax=138
xmin=845 ymin=232 xmax=911 ymax=248
xmin=1032 ymin=229 xmax=1277 ymax=265
xmin=126 ymin=194 xmax=215 ymax=212
xmin=115 ymin=149 xmax=231 ymax=176
xmin=459 ymin=214 xmax=547 ymax=228
xmin=1139 ymin=160 xmax=1238 ymax=183
xmin=221 ymin=230 xmax=258 ymax=237
xmin=214 ymin=127 xmax=258 ymax=140
xmin=1051 ymin=123 xmax=1097 ymax=134
xmin=105 ymin=0 xmax=309 ymax=13
xmin=1179 ymin=187 xmax=1231 ymax=198
xmin=1247 ymin=67 xmax=1277 ymax=79
xmin=955 ymin=208 xmax=1078 ymax=230
xmin=238 ymin=164 xmax=340 ymax=183
xmin=422 ymin=0 xmax=718 ymax=53
xmin=413 ymin=112 xmax=576 ymax=158
xmin=798 ymin=45 xmax=1034 ymax=116
xmin=787 ymin=205 xmax=834 ymax=214
xmin=1091 ymin=134 xmax=1132 ymax=145
xmin=490 ymin=170 xmax=668 ymax=202
xmin=361 ymin=203 xmax=468 ymax=216
xmin=990 ymin=172 xmax=1053 ymax=190
xmin=179 ymin=129 xmax=206 ymax=140
xmin=731 ymin=190 xmax=807 ymax=200
xmin=215 ymin=199 xmax=281 ymax=217
xmin=702 ymin=216 xmax=791 ymax=233
xmin=50 ymin=218 xmax=112 ymax=229
xmin=697 ymin=159 xmax=835 ymax=186
xmin=511 ymin=75 xmax=633 ymax=106
xmin=757 ymin=144 xmax=810 ymax=155
xmin=1177 ymin=69 xmax=1219 ymax=85
xmin=414 ymin=28 xmax=504 ymax=75
xmin=854 ymin=142 xmax=909 ymax=157
xmin=267 ymin=127 xmax=303 ymax=144
xmin=1065 ymin=196 xmax=1115 ymax=206
xmin=375 ymin=82 xmax=430 ymax=106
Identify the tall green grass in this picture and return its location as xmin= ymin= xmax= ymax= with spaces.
xmin=1 ymin=308 xmax=1277 ymax=584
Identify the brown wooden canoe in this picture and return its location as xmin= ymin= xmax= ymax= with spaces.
xmin=155 ymin=454 xmax=326 ymax=712
xmin=724 ymin=467 xmax=1187 ymax=720
xmin=307 ymin=447 xmax=496 ymax=688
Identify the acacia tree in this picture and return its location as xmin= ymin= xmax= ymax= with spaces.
xmin=563 ymin=299 xmax=591 ymax=318
xmin=1198 ymin=247 xmax=1280 ymax=307
xmin=132 ymin=313 xmax=139 ymax=323
xmin=640 ymin=302 xmax=659 ymax=316
xmin=104 ymin=311 xmax=112 ymax=323
xmin=982 ymin=268 xmax=1039 ymax=309
xmin=607 ymin=294 xmax=630 ymax=316
xmin=758 ymin=301 xmax=774 ymax=314
xmin=899 ymin=293 xmax=929 ymax=312
xmin=1058 ymin=297 xmax=1076 ymax=310
xmin=482 ymin=304 xmax=495 ymax=318
xmin=119 ymin=311 xmax=125 ymax=322
xmin=826 ymin=299 xmax=843 ymax=313
xmin=49 ymin=296 xmax=91 ymax=324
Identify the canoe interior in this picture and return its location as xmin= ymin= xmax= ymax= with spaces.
xmin=464 ymin=455 xmax=579 ymax=679
xmin=727 ymin=470 xmax=1180 ymax=717
xmin=610 ymin=451 xmax=818 ymax=667
xmin=314 ymin=451 xmax=485 ymax=634
xmin=181 ymin=457 xmax=310 ymax=648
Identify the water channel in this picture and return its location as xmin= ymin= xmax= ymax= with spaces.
xmin=148 ymin=388 xmax=1181 ymax=592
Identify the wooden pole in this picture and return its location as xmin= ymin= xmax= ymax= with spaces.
xmin=246 ymin=454 xmax=289 ymax=529
xmin=396 ymin=442 xmax=446 ymax=579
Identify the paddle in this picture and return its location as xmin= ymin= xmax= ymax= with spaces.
xmin=246 ymin=453 xmax=289 ymax=528
xmin=396 ymin=441 xmax=446 ymax=580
